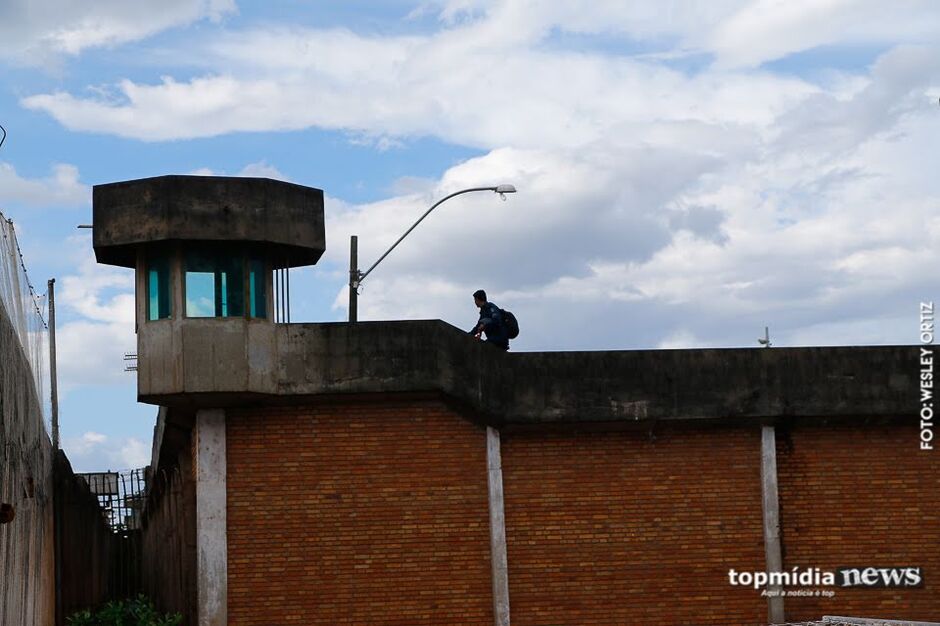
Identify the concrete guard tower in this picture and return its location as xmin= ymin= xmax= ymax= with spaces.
xmin=92 ymin=175 xmax=325 ymax=406
xmin=93 ymin=175 xmax=324 ymax=625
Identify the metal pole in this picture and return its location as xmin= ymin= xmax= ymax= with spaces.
xmin=48 ymin=278 xmax=59 ymax=450
xmin=348 ymin=235 xmax=358 ymax=322
xmin=279 ymin=268 xmax=285 ymax=322
xmin=358 ymin=187 xmax=497 ymax=284
xmin=349 ymin=185 xmax=514 ymax=321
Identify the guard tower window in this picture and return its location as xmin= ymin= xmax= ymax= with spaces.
xmin=185 ymin=251 xmax=245 ymax=318
xmin=248 ymin=258 xmax=267 ymax=319
xmin=147 ymin=254 xmax=171 ymax=321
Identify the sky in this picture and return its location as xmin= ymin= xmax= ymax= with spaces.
xmin=1 ymin=0 xmax=938 ymax=472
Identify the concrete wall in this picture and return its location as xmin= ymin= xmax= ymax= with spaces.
xmin=135 ymin=247 xmax=278 ymax=402
xmin=268 ymin=322 xmax=917 ymax=424
xmin=52 ymin=452 xmax=115 ymax=624
xmin=0 ymin=287 xmax=54 ymax=626
xmin=195 ymin=408 xmax=228 ymax=626
xmin=140 ymin=434 xmax=197 ymax=626
xmin=1 ymin=292 xmax=141 ymax=624
xmin=93 ymin=175 xmax=325 ymax=268
xmin=143 ymin=321 xmax=920 ymax=427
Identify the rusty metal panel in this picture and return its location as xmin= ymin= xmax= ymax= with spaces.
xmin=78 ymin=473 xmax=119 ymax=497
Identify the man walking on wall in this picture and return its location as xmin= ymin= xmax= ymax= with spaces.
xmin=468 ymin=289 xmax=509 ymax=351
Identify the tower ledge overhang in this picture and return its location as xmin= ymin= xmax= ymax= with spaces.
xmin=92 ymin=175 xmax=325 ymax=269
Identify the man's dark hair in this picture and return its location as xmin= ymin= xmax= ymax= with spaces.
xmin=473 ymin=289 xmax=487 ymax=302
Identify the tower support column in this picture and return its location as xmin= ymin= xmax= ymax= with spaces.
xmin=761 ymin=425 xmax=785 ymax=623
xmin=487 ymin=426 xmax=511 ymax=626
xmin=196 ymin=409 xmax=227 ymax=626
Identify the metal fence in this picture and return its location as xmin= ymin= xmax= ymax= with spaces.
xmin=75 ymin=468 xmax=148 ymax=600
xmin=0 ymin=211 xmax=49 ymax=427
xmin=76 ymin=468 xmax=148 ymax=533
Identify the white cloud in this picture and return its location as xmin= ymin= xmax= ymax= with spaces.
xmin=657 ymin=329 xmax=708 ymax=350
xmin=704 ymin=0 xmax=940 ymax=68
xmin=70 ymin=431 xmax=107 ymax=452
xmin=187 ymin=161 xmax=291 ymax=180
xmin=0 ymin=0 xmax=235 ymax=64
xmin=56 ymin=235 xmax=136 ymax=388
xmin=311 ymin=43 xmax=940 ymax=350
xmin=119 ymin=437 xmax=150 ymax=468
xmin=20 ymin=23 xmax=818 ymax=144
xmin=14 ymin=2 xmax=940 ymax=353
xmin=16 ymin=1 xmax=940 ymax=141
xmin=57 ymin=319 xmax=135 ymax=388
xmin=420 ymin=0 xmax=940 ymax=68
xmin=236 ymin=161 xmax=290 ymax=180
xmin=0 ymin=163 xmax=88 ymax=208
xmin=62 ymin=431 xmax=150 ymax=472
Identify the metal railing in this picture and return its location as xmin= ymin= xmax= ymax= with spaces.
xmin=77 ymin=467 xmax=148 ymax=533
xmin=74 ymin=467 xmax=148 ymax=601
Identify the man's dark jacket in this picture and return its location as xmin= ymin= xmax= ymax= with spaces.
xmin=469 ymin=301 xmax=509 ymax=349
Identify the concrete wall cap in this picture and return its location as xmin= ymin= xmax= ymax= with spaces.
xmin=92 ymin=175 xmax=325 ymax=268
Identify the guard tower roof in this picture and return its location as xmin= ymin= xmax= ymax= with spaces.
xmin=92 ymin=175 xmax=325 ymax=268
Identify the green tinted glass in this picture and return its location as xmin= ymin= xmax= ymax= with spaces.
xmin=249 ymin=259 xmax=266 ymax=318
xmin=147 ymin=254 xmax=171 ymax=321
xmin=185 ymin=251 xmax=245 ymax=318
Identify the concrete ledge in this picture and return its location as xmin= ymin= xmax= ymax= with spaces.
xmin=267 ymin=320 xmax=918 ymax=425
xmin=93 ymin=175 xmax=325 ymax=268
xmin=821 ymin=617 xmax=940 ymax=626
xmin=143 ymin=320 xmax=919 ymax=424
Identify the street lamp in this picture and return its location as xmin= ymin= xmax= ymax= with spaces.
xmin=348 ymin=184 xmax=517 ymax=321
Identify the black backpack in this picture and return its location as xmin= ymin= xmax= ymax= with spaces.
xmin=501 ymin=309 xmax=519 ymax=339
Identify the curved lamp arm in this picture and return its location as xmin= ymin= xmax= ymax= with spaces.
xmin=355 ymin=184 xmax=516 ymax=287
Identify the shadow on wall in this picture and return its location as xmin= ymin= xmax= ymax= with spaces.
xmin=0 ymin=280 xmax=55 ymax=626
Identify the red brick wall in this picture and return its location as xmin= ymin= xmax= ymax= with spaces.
xmin=225 ymin=400 xmax=494 ymax=625
xmin=777 ymin=423 xmax=940 ymax=621
xmin=223 ymin=402 xmax=939 ymax=625
xmin=501 ymin=425 xmax=767 ymax=625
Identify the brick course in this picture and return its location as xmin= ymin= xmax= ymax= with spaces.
xmin=777 ymin=423 xmax=940 ymax=622
xmin=223 ymin=401 xmax=938 ymax=625
xmin=501 ymin=425 xmax=767 ymax=625
xmin=226 ymin=400 xmax=494 ymax=625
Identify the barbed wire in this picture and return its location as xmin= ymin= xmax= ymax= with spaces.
xmin=0 ymin=123 xmax=48 ymax=329
xmin=0 ymin=211 xmax=49 ymax=329
xmin=0 ymin=209 xmax=50 ymax=427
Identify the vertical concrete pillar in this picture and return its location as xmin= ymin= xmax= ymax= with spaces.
xmin=486 ymin=426 xmax=511 ymax=626
xmin=761 ymin=425 xmax=785 ymax=623
xmin=195 ymin=409 xmax=227 ymax=626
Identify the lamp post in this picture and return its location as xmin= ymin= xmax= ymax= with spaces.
xmin=348 ymin=184 xmax=517 ymax=322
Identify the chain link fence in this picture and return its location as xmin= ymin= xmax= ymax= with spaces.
xmin=0 ymin=210 xmax=50 ymax=430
